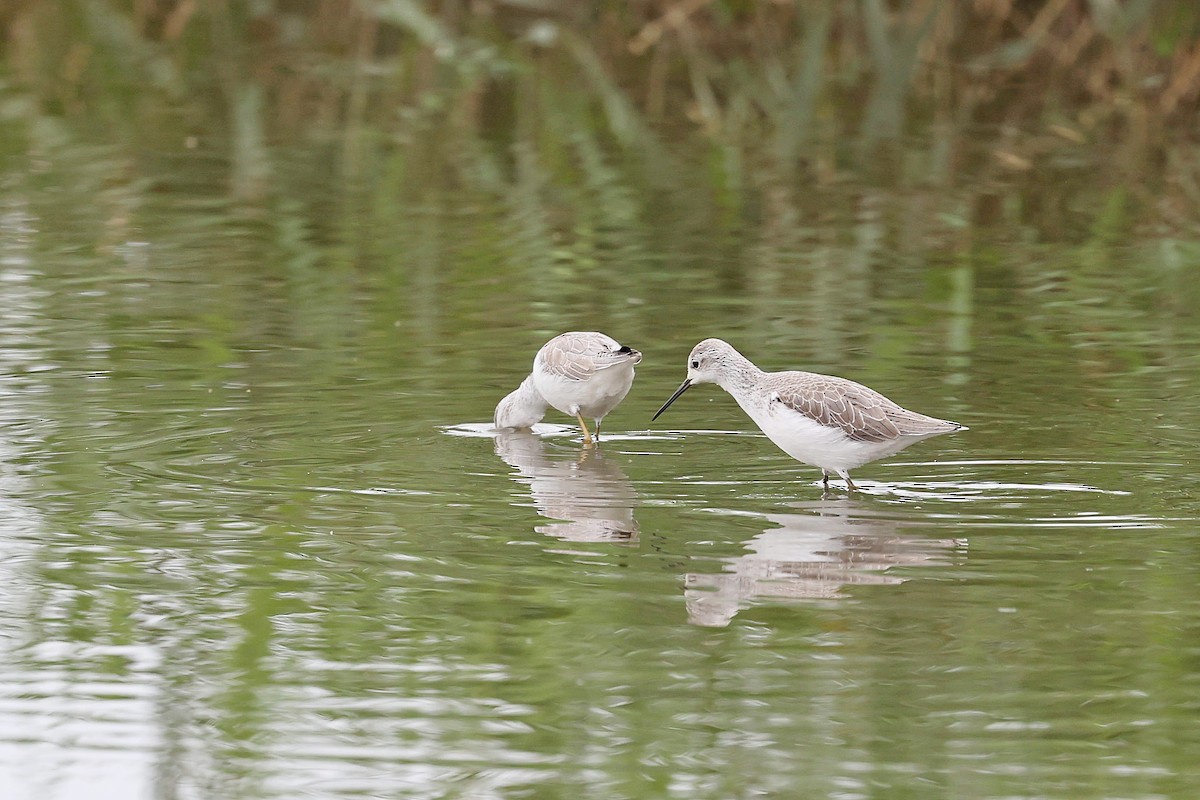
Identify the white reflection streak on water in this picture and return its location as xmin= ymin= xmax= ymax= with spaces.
xmin=494 ymin=431 xmax=639 ymax=545
xmin=685 ymin=500 xmax=964 ymax=627
xmin=0 ymin=200 xmax=160 ymax=799
xmin=248 ymin=658 xmax=553 ymax=800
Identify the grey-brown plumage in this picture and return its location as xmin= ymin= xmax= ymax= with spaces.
xmin=495 ymin=331 xmax=642 ymax=444
xmin=536 ymin=333 xmax=639 ymax=382
xmin=653 ymin=338 xmax=967 ymax=489
xmin=772 ymin=373 xmax=961 ymax=443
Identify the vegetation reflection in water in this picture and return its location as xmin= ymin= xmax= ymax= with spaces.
xmin=3 ymin=1 xmax=1200 ymax=797
xmin=2 ymin=204 xmax=1199 ymax=797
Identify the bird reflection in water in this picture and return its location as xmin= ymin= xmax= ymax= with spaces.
xmin=686 ymin=498 xmax=963 ymax=627
xmin=494 ymin=431 xmax=638 ymax=543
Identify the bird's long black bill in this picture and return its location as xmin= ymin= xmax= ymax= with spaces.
xmin=652 ymin=379 xmax=692 ymax=421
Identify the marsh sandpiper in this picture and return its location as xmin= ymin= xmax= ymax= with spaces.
xmin=495 ymin=331 xmax=642 ymax=445
xmin=652 ymin=338 xmax=966 ymax=489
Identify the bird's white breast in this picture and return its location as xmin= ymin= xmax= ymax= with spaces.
xmin=535 ymin=364 xmax=635 ymax=419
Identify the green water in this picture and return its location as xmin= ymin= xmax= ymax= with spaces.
xmin=1 ymin=177 xmax=1198 ymax=800
xmin=4 ymin=4 xmax=1200 ymax=792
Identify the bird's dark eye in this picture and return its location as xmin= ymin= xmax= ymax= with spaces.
xmin=691 ymin=359 xmax=700 ymax=368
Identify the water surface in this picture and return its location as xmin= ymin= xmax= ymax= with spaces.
xmin=2 ymin=96 xmax=1200 ymax=800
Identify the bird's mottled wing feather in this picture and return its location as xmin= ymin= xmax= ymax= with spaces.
xmin=772 ymin=374 xmax=925 ymax=442
xmin=536 ymin=333 xmax=628 ymax=382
